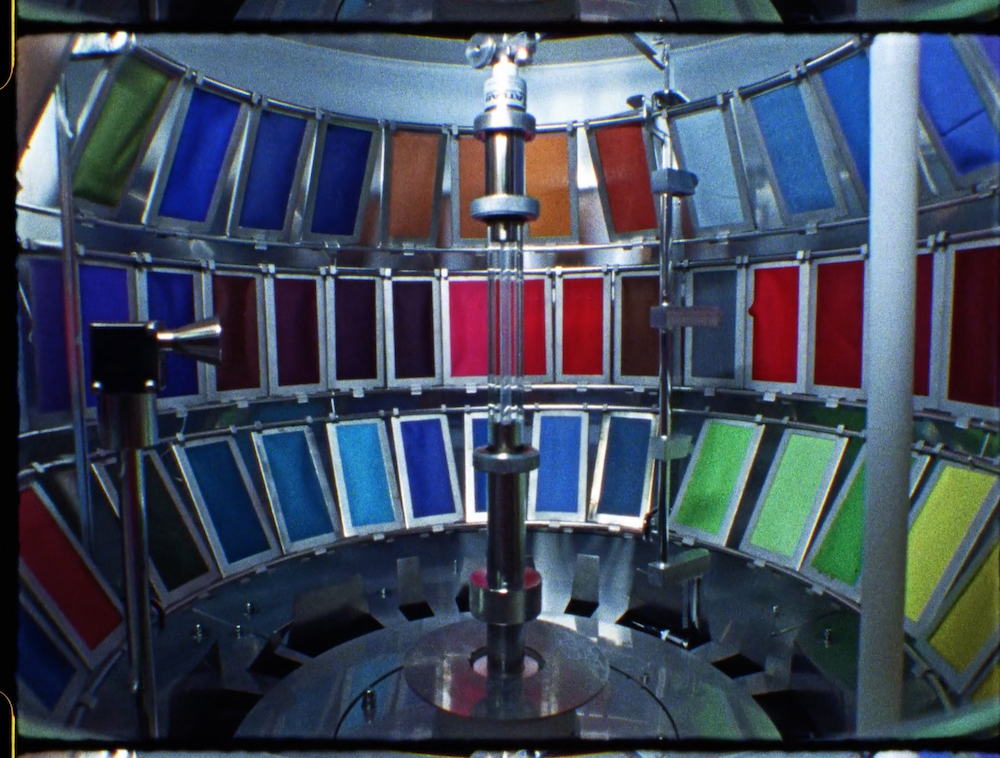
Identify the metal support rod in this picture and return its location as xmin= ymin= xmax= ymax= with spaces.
xmin=655 ymin=191 xmax=675 ymax=565
xmin=857 ymin=33 xmax=920 ymax=736
xmin=55 ymin=76 xmax=95 ymax=556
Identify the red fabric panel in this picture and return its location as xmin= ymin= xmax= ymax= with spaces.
xmin=914 ymin=254 xmax=933 ymax=397
xmin=814 ymin=260 xmax=864 ymax=388
xmin=523 ymin=278 xmax=547 ymax=376
xmin=19 ymin=488 xmax=122 ymax=651
xmin=274 ymin=278 xmax=320 ymax=386
xmin=449 ymin=280 xmax=488 ymax=377
xmin=749 ymin=266 xmax=799 ymax=383
xmin=562 ymin=277 xmax=604 ymax=376
xmin=949 ymin=245 xmax=1000 ymax=407
xmin=213 ymin=275 xmax=260 ymax=392
xmin=593 ymin=124 xmax=657 ymax=235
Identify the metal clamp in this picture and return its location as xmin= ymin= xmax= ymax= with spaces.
xmin=473 ymin=445 xmax=540 ymax=474
xmin=470 ymin=194 xmax=540 ymax=222
xmin=469 ymin=567 xmax=543 ymax=626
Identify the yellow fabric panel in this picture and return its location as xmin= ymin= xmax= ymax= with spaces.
xmin=971 ymin=662 xmax=1000 ymax=704
xmin=929 ymin=542 xmax=1000 ymax=673
xmin=904 ymin=465 xmax=996 ymax=622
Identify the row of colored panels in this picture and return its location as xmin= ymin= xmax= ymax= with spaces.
xmin=70 ymin=38 xmax=999 ymax=240
xmin=672 ymin=417 xmax=999 ymax=695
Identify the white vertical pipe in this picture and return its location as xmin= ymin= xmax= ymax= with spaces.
xmin=857 ymin=33 xmax=920 ymax=735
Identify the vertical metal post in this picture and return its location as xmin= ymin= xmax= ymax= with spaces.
xmin=857 ymin=33 xmax=920 ymax=735
xmin=655 ymin=190 xmax=674 ymax=565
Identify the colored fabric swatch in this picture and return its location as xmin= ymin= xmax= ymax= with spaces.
xmin=751 ymin=84 xmax=835 ymax=214
xmin=981 ymin=34 xmax=1000 ymax=78
xmin=526 ymin=132 xmax=572 ymax=238
xmin=929 ymin=541 xmax=999 ymax=674
xmin=389 ymin=130 xmax=439 ymax=239
xmin=673 ymin=108 xmax=744 ymax=227
xmin=19 ymin=488 xmax=122 ymax=651
xmin=392 ymin=280 xmax=436 ymax=380
xmin=312 ymin=124 xmax=372 ymax=236
xmin=593 ymin=123 xmax=657 ymax=235
xmin=535 ymin=414 xmax=584 ymax=514
xmin=27 ymin=259 xmax=70 ymax=413
xmin=185 ymin=441 xmax=270 ymax=564
xmin=239 ymin=110 xmax=306 ymax=230
xmin=819 ymin=53 xmax=871 ymax=194
xmin=562 ymin=276 xmax=604 ymax=376
xmin=920 ymin=35 xmax=1000 ymax=176
xmin=458 ymin=136 xmax=486 ymax=239
xmin=905 ymin=464 xmax=996 ymax=624
xmin=620 ymin=275 xmax=660 ymax=378
xmin=948 ymin=246 xmax=1000 ymax=408
xmin=261 ymin=431 xmax=334 ymax=543
xmin=971 ymin=662 xmax=1000 ymax=703
xmin=334 ymin=422 xmax=396 ymax=528
xmin=143 ymin=455 xmax=210 ymax=592
xmin=449 ymin=279 xmax=488 ymax=378
xmin=809 ymin=459 xmax=866 ymax=586
xmin=749 ymin=266 xmax=799 ymax=384
xmin=274 ymin=278 xmax=320 ymax=387
xmin=748 ymin=433 xmax=837 ymax=559
xmin=18 ymin=606 xmax=76 ymax=711
xmin=691 ymin=269 xmax=738 ymax=380
xmin=673 ymin=420 xmax=755 ymax=536
xmin=596 ymin=415 xmax=653 ymax=518
xmin=80 ymin=264 xmax=130 ymax=407
xmin=814 ymin=260 xmax=864 ymax=389
xmin=399 ymin=418 xmax=458 ymax=519
xmin=334 ymin=278 xmax=379 ymax=382
xmin=914 ymin=254 xmax=933 ymax=397
xmin=146 ymin=270 xmax=197 ymax=397
xmin=523 ymin=278 xmax=548 ymax=377
xmin=212 ymin=275 xmax=260 ymax=392
xmin=73 ymin=56 xmax=170 ymax=206
xmin=159 ymin=88 xmax=241 ymax=222
xmin=472 ymin=416 xmax=489 ymax=514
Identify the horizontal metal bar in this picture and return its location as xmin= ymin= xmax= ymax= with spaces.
xmin=802 ymin=37 xmax=868 ymax=75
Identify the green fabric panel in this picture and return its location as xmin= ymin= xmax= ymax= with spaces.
xmin=810 ymin=459 xmax=866 ymax=585
xmin=750 ymin=433 xmax=836 ymax=557
xmin=73 ymin=57 xmax=171 ymax=206
xmin=673 ymin=421 xmax=754 ymax=535
xmin=144 ymin=456 xmax=209 ymax=592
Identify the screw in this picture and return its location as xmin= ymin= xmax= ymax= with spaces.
xmin=362 ymin=688 xmax=377 ymax=720
xmin=380 ymin=588 xmax=387 ymax=598
xmin=235 ymin=623 xmax=242 ymax=638
xmin=244 ymin=601 xmax=254 ymax=616
xmin=192 ymin=623 xmax=203 ymax=642
xmin=823 ymin=628 xmax=832 ymax=648
xmin=771 ymin=605 xmax=780 ymax=616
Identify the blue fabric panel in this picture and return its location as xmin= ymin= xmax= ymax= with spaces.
xmin=239 ymin=110 xmax=306 ymax=230
xmin=28 ymin=259 xmax=70 ymax=413
xmin=473 ymin=417 xmax=488 ymax=513
xmin=673 ymin=109 xmax=743 ymax=227
xmin=691 ymin=269 xmax=738 ymax=380
xmin=146 ymin=270 xmax=198 ymax=398
xmin=536 ymin=415 xmax=583 ymax=514
xmin=159 ymin=89 xmax=240 ymax=222
xmin=262 ymin=431 xmax=333 ymax=542
xmin=920 ymin=35 xmax=1000 ymax=175
xmin=980 ymin=35 xmax=1000 ymax=78
xmin=336 ymin=422 xmax=396 ymax=528
xmin=752 ymin=84 xmax=835 ymax=214
xmin=18 ymin=606 xmax=76 ymax=711
xmin=186 ymin=441 xmax=270 ymax=563
xmin=820 ymin=53 xmax=871 ymax=194
xmin=80 ymin=264 xmax=130 ymax=407
xmin=312 ymin=124 xmax=372 ymax=236
xmin=597 ymin=416 xmax=652 ymax=518
xmin=400 ymin=418 xmax=457 ymax=519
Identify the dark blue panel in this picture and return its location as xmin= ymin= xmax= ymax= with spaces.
xmin=263 ymin=431 xmax=334 ymax=542
xmin=159 ymin=88 xmax=241 ymax=222
xmin=691 ymin=270 xmax=737 ymax=380
xmin=943 ymin=111 xmax=1000 ymax=176
xmin=28 ymin=259 xmax=70 ymax=413
xmin=820 ymin=53 xmax=871 ymax=194
xmin=18 ymin=606 xmax=76 ymax=711
xmin=186 ymin=441 xmax=270 ymax=564
xmin=981 ymin=35 xmax=1000 ymax=78
xmin=597 ymin=416 xmax=652 ymax=518
xmin=146 ymin=270 xmax=197 ymax=397
xmin=80 ymin=264 xmax=130 ymax=407
xmin=536 ymin=416 xmax=583 ymax=514
xmin=473 ymin=417 xmax=488 ymax=513
xmin=400 ymin=419 xmax=456 ymax=519
xmin=753 ymin=84 xmax=835 ymax=214
xmin=312 ymin=124 xmax=372 ymax=236
xmin=239 ymin=110 xmax=306 ymax=230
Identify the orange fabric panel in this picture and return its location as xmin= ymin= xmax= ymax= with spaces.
xmin=458 ymin=136 xmax=486 ymax=239
xmin=389 ymin=130 xmax=439 ymax=239
xmin=526 ymin=132 xmax=572 ymax=238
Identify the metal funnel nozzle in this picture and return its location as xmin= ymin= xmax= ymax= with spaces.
xmin=157 ymin=316 xmax=223 ymax=366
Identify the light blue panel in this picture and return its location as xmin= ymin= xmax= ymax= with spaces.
xmin=400 ymin=418 xmax=458 ymax=520
xmin=262 ymin=431 xmax=334 ymax=542
xmin=536 ymin=416 xmax=583 ymax=514
xmin=336 ymin=422 xmax=396 ymax=528
xmin=473 ymin=417 xmax=489 ymax=514
xmin=597 ymin=416 xmax=653 ymax=518
xmin=673 ymin=109 xmax=744 ymax=227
